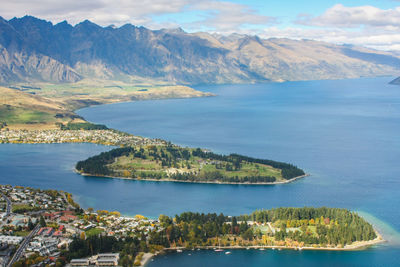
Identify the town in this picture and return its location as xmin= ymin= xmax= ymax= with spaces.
xmin=0 ymin=185 xmax=161 ymax=267
xmin=0 ymin=130 xmax=166 ymax=147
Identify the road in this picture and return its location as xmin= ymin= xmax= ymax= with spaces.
xmin=60 ymin=192 xmax=75 ymax=210
xmin=1 ymin=192 xmax=12 ymax=217
xmin=7 ymin=224 xmax=40 ymax=267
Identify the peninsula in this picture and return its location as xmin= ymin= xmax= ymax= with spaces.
xmin=75 ymin=144 xmax=306 ymax=184
xmin=0 ymin=185 xmax=383 ymax=267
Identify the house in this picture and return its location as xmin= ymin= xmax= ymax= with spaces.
xmin=70 ymin=258 xmax=90 ymax=266
xmin=94 ymin=253 xmax=119 ymax=266
xmin=0 ymin=235 xmax=23 ymax=245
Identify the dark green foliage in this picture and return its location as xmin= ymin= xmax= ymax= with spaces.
xmin=39 ymin=215 xmax=46 ymax=227
xmin=239 ymin=207 xmax=377 ymax=246
xmin=76 ymin=147 xmax=134 ymax=175
xmin=65 ymin=235 xmax=143 ymax=266
xmin=150 ymin=208 xmax=376 ymax=248
xmin=60 ymin=122 xmax=108 ymax=130
xmin=67 ymin=235 xmax=120 ymax=260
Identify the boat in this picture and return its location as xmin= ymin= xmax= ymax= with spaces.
xmin=177 ymin=249 xmax=183 ymax=253
xmin=214 ymin=238 xmax=223 ymax=252
xmin=225 ymin=251 xmax=231 ymax=255
xmin=259 ymin=248 xmax=265 ymax=251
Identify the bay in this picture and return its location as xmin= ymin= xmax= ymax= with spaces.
xmin=1 ymin=77 xmax=400 ymax=266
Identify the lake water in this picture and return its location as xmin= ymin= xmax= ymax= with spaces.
xmin=1 ymin=77 xmax=400 ymax=266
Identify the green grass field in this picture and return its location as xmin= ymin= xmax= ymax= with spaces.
xmin=0 ymin=106 xmax=55 ymax=124
xmin=85 ymin=228 xmax=104 ymax=237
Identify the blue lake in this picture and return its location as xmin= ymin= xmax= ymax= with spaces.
xmin=1 ymin=77 xmax=400 ymax=266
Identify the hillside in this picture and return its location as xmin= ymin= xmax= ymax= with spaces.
xmin=0 ymin=86 xmax=82 ymax=129
xmin=0 ymin=15 xmax=399 ymax=85
xmin=0 ymin=84 xmax=211 ymax=129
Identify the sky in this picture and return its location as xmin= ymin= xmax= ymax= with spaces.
xmin=1 ymin=0 xmax=400 ymax=51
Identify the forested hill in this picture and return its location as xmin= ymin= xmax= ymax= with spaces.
xmin=1 ymin=15 xmax=399 ymax=85
xmin=75 ymin=145 xmax=306 ymax=184
xmin=147 ymin=207 xmax=377 ymax=249
xmin=65 ymin=206 xmax=379 ymax=265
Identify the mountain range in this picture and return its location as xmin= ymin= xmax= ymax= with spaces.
xmin=1 ymin=15 xmax=400 ymax=85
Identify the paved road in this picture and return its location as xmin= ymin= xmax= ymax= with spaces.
xmin=60 ymin=192 xmax=75 ymax=210
xmin=1 ymin=192 xmax=12 ymax=216
xmin=7 ymin=224 xmax=40 ymax=267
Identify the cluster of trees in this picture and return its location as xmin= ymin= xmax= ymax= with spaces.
xmin=169 ymin=172 xmax=276 ymax=183
xmin=76 ymin=147 xmax=134 ymax=175
xmin=59 ymin=122 xmax=108 ymax=130
xmin=148 ymin=212 xmax=254 ymax=248
xmin=238 ymin=207 xmax=377 ymax=246
xmin=149 ymin=208 xmax=376 ymax=248
xmin=62 ymin=207 xmax=376 ymax=266
xmin=66 ymin=235 xmax=121 ymax=260
xmin=192 ymin=149 xmax=305 ymax=179
xmin=65 ymin=234 xmax=149 ymax=267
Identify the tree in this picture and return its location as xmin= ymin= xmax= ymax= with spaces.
xmin=28 ymin=218 xmax=34 ymax=230
xmin=39 ymin=216 xmax=46 ymax=227
xmin=80 ymin=232 xmax=86 ymax=240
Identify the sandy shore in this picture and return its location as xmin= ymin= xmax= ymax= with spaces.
xmin=140 ymin=252 xmax=156 ymax=267
xmin=77 ymin=171 xmax=310 ymax=185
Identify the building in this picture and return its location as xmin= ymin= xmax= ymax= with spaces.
xmin=94 ymin=253 xmax=120 ymax=266
xmin=70 ymin=258 xmax=90 ymax=266
xmin=70 ymin=253 xmax=120 ymax=266
xmin=0 ymin=235 xmax=23 ymax=245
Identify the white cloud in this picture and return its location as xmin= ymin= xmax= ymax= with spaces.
xmin=2 ymin=1 xmax=400 ymax=51
xmin=259 ymin=26 xmax=400 ymax=51
xmin=297 ymin=4 xmax=400 ymax=29
xmin=187 ymin=1 xmax=275 ymax=32
xmin=254 ymin=4 xmax=400 ymax=51
xmin=0 ymin=0 xmax=273 ymax=31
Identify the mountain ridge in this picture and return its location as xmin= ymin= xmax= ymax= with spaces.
xmin=0 ymin=15 xmax=399 ymax=85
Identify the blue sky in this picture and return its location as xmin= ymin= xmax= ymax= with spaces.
xmin=2 ymin=0 xmax=400 ymax=50
xmin=154 ymin=0 xmax=398 ymax=29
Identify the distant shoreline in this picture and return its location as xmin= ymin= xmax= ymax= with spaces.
xmin=76 ymin=171 xmax=310 ymax=185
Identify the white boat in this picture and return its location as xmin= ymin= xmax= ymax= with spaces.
xmin=214 ymin=238 xmax=223 ymax=252
xmin=259 ymin=248 xmax=265 ymax=251
xmin=225 ymin=251 xmax=231 ymax=255
xmin=177 ymin=249 xmax=183 ymax=253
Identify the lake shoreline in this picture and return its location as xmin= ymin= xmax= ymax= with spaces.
xmin=76 ymin=171 xmax=310 ymax=185
xmin=142 ymin=231 xmax=384 ymax=266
